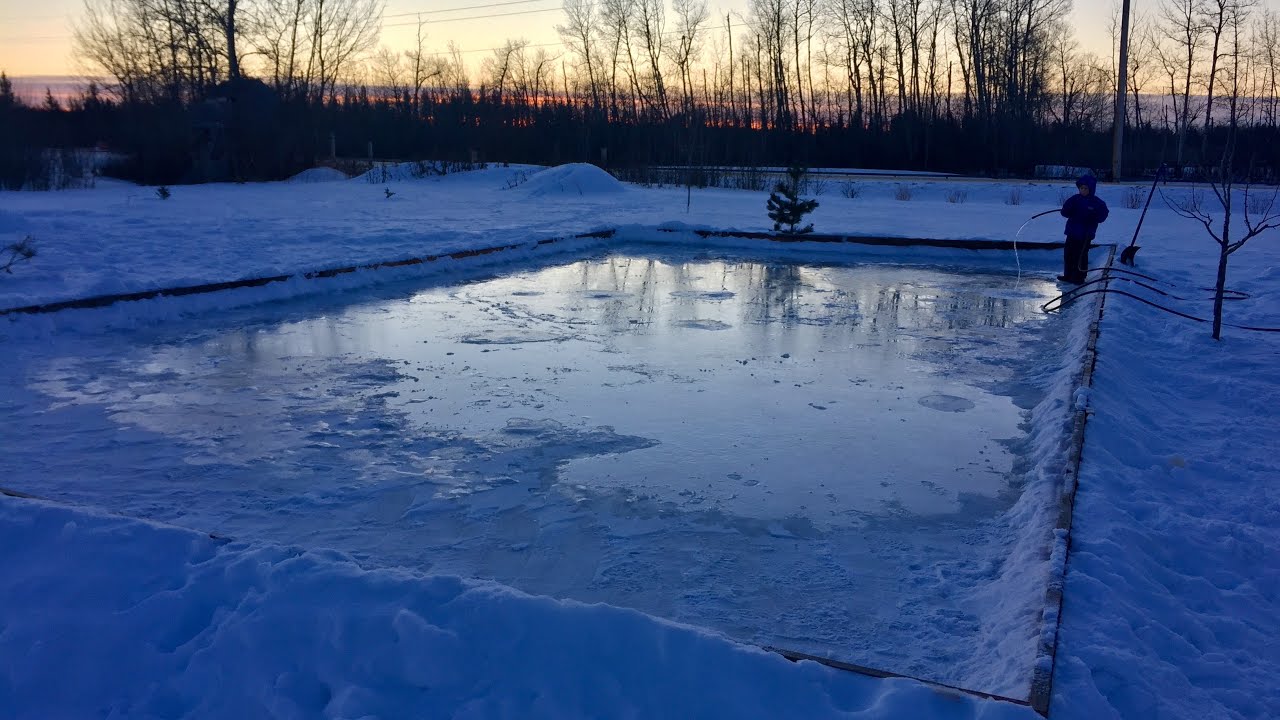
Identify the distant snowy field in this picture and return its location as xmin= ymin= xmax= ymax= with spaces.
xmin=1 ymin=164 xmax=1277 ymax=720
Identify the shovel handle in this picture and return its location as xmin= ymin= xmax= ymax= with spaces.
xmin=1128 ymin=164 xmax=1166 ymax=251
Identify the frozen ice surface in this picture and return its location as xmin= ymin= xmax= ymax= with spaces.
xmin=2 ymin=246 xmax=1074 ymax=698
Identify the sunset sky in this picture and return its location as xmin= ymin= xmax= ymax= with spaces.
xmin=1 ymin=0 xmax=1119 ymax=86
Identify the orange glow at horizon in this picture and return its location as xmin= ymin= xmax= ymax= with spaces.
xmin=1 ymin=0 xmax=1120 ymax=86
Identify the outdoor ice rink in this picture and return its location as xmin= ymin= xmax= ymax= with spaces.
xmin=2 ymin=246 xmax=1087 ymax=697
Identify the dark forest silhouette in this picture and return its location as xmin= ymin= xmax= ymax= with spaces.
xmin=4 ymin=72 xmax=1277 ymax=189
xmin=3 ymin=0 xmax=1280 ymax=187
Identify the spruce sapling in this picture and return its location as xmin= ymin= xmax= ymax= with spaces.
xmin=767 ymin=166 xmax=819 ymax=235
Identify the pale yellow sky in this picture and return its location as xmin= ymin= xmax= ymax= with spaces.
xmin=0 ymin=0 xmax=1119 ymax=82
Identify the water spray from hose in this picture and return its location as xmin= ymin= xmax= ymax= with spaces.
xmin=1012 ymin=209 xmax=1059 ymax=288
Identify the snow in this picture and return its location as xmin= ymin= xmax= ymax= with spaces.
xmin=0 ymin=497 xmax=1032 ymax=720
xmin=1048 ymin=235 xmax=1280 ymax=719
xmin=1072 ymin=387 xmax=1092 ymax=411
xmin=514 ymin=162 xmax=628 ymax=197
xmin=287 ymin=166 xmax=350 ymax=183
xmin=1 ymin=165 xmax=1277 ymax=719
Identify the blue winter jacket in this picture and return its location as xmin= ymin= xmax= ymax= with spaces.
xmin=1061 ymin=175 xmax=1110 ymax=240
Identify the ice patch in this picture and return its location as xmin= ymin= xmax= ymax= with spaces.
xmin=669 ymin=290 xmax=736 ymax=301
xmin=983 ymin=288 xmax=1050 ymax=302
xmin=917 ymin=394 xmax=977 ymax=412
xmin=458 ymin=331 xmax=572 ymax=345
xmin=674 ymin=319 xmax=732 ymax=330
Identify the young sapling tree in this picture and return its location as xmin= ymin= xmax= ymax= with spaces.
xmin=767 ymin=166 xmax=819 ymax=235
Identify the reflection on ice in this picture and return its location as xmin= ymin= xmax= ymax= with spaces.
xmin=10 ymin=248 xmax=1072 ymax=698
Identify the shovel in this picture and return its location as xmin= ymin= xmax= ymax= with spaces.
xmin=1119 ymin=163 xmax=1167 ymax=266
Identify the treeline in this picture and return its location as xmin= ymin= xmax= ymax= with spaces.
xmin=3 ymin=0 xmax=1280 ymax=187
xmin=5 ymin=74 xmax=1280 ymax=189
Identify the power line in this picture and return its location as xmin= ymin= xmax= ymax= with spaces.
xmin=1 ymin=7 xmax=756 ymax=63
xmin=427 ymin=40 xmax=565 ymax=57
xmin=0 ymin=35 xmax=72 ymax=42
xmin=0 ymin=15 xmax=68 ymax=22
xmin=383 ymin=0 xmax=560 ymax=21
xmin=1 ymin=2 xmax=569 ymax=44
xmin=381 ymin=5 xmax=565 ymax=29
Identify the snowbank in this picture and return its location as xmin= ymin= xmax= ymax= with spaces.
xmin=287 ymin=167 xmax=349 ymax=183
xmin=1048 ymin=223 xmax=1280 ymax=719
xmin=0 ymin=494 xmax=1033 ymax=720
xmin=516 ymin=163 xmax=627 ymax=197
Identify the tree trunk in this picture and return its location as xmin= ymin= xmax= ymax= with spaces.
xmin=1212 ymin=240 xmax=1228 ymax=339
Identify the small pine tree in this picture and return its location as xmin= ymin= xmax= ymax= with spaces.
xmin=767 ymin=166 xmax=819 ymax=235
xmin=0 ymin=72 xmax=16 ymax=109
xmin=156 ymin=186 xmax=170 ymax=199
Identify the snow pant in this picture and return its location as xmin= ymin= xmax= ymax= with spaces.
xmin=1063 ymin=235 xmax=1091 ymax=283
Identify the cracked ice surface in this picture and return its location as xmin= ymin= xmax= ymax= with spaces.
xmin=3 ymin=246 xmax=1076 ymax=698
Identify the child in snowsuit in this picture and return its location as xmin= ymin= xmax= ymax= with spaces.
xmin=1058 ymin=174 xmax=1109 ymax=284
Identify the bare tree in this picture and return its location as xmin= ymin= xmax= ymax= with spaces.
xmin=558 ymin=0 xmax=603 ymax=109
xmin=76 ymin=0 xmax=230 ymax=102
xmin=242 ymin=0 xmax=381 ymax=102
xmin=751 ymin=0 xmax=794 ymax=129
xmin=245 ymin=0 xmax=309 ymax=98
xmin=1199 ymin=0 xmax=1254 ymax=151
xmin=482 ymin=39 xmax=529 ymax=104
xmin=1052 ymin=31 xmax=1113 ymax=128
xmin=372 ymin=46 xmax=405 ymax=104
xmin=1158 ymin=0 xmax=1207 ymax=166
xmin=1124 ymin=17 xmax=1160 ymax=128
xmin=1165 ymin=19 xmax=1280 ymax=338
xmin=634 ymin=0 xmax=670 ymax=119
xmin=511 ymin=45 xmax=557 ymax=113
xmin=307 ymin=0 xmax=383 ymax=102
xmin=671 ymin=0 xmax=710 ymax=117
xmin=438 ymin=43 xmax=470 ymax=95
xmin=1052 ymin=32 xmax=1085 ymax=125
xmin=827 ymin=0 xmax=871 ymax=125
xmin=1256 ymin=10 xmax=1280 ymax=127
xmin=198 ymin=0 xmax=242 ymax=81
xmin=598 ymin=0 xmax=636 ymax=121
xmin=402 ymin=17 xmax=441 ymax=114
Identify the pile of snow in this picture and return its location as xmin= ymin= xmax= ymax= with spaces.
xmin=516 ymin=163 xmax=627 ymax=197
xmin=287 ymin=167 xmax=349 ymax=183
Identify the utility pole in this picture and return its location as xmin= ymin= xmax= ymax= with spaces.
xmin=1112 ymin=0 xmax=1132 ymax=180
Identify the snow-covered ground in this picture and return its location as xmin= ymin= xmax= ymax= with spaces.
xmin=1 ymin=164 xmax=1276 ymax=719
